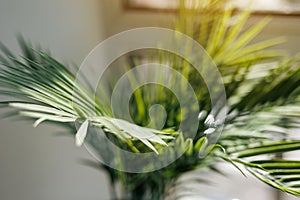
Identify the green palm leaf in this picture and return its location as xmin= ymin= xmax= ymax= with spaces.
xmin=1 ymin=0 xmax=300 ymax=199
xmin=0 ymin=37 xmax=172 ymax=153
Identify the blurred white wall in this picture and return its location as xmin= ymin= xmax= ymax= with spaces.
xmin=0 ymin=1 xmax=299 ymax=200
xmin=0 ymin=0 xmax=110 ymax=200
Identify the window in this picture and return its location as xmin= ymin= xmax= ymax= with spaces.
xmin=124 ymin=0 xmax=300 ymax=15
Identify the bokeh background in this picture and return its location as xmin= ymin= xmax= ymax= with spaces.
xmin=0 ymin=0 xmax=299 ymax=199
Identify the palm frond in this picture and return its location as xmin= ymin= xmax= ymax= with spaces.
xmin=1 ymin=0 xmax=300 ymax=198
xmin=0 ymin=38 xmax=173 ymax=153
xmin=172 ymin=1 xmax=300 ymax=197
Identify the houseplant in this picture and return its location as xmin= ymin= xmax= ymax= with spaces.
xmin=0 ymin=0 xmax=300 ymax=199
